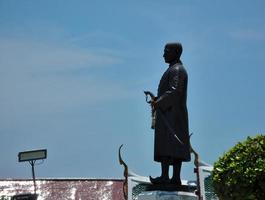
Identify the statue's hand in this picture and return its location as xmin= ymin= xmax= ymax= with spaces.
xmin=144 ymin=91 xmax=156 ymax=103
xmin=151 ymin=98 xmax=158 ymax=110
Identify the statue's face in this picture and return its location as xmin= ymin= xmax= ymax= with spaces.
xmin=163 ymin=46 xmax=177 ymax=64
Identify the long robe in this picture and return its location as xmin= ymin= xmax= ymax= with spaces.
xmin=154 ymin=63 xmax=191 ymax=164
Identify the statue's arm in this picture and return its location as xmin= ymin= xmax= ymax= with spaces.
xmin=155 ymin=67 xmax=184 ymax=111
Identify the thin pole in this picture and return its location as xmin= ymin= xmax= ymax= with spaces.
xmin=30 ymin=161 xmax=37 ymax=194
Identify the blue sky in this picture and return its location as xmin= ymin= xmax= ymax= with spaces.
xmin=0 ymin=0 xmax=265 ymax=180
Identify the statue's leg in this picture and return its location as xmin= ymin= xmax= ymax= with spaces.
xmin=161 ymin=159 xmax=169 ymax=179
xmin=150 ymin=158 xmax=170 ymax=184
xmin=171 ymin=161 xmax=182 ymax=185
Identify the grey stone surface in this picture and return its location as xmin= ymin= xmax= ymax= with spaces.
xmin=137 ymin=191 xmax=197 ymax=200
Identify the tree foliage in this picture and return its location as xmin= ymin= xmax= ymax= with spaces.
xmin=0 ymin=197 xmax=9 ymax=200
xmin=212 ymin=135 xmax=265 ymax=200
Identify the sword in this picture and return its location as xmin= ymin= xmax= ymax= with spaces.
xmin=157 ymin=109 xmax=184 ymax=145
xmin=144 ymin=91 xmax=184 ymax=145
xmin=144 ymin=91 xmax=156 ymax=129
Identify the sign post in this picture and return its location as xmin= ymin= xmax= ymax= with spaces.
xmin=18 ymin=149 xmax=47 ymax=195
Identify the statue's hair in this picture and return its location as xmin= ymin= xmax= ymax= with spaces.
xmin=165 ymin=42 xmax=183 ymax=58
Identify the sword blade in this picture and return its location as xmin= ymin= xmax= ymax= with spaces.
xmin=157 ymin=109 xmax=184 ymax=145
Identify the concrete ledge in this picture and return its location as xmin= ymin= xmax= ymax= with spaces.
xmin=137 ymin=191 xmax=197 ymax=200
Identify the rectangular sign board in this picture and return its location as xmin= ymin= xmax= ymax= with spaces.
xmin=18 ymin=149 xmax=47 ymax=162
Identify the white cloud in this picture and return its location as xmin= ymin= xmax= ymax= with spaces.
xmin=0 ymin=37 xmax=121 ymax=74
xmin=0 ymin=37 xmax=128 ymax=120
xmin=229 ymin=29 xmax=265 ymax=41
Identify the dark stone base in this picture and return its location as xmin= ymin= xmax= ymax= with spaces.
xmin=145 ymin=184 xmax=196 ymax=192
xmin=11 ymin=193 xmax=38 ymax=200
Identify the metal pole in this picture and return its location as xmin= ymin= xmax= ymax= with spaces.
xmin=30 ymin=161 xmax=37 ymax=194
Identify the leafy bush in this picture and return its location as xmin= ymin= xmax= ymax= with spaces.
xmin=0 ymin=196 xmax=10 ymax=200
xmin=212 ymin=135 xmax=265 ymax=200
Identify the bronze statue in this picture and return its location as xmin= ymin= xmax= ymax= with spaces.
xmin=145 ymin=42 xmax=191 ymax=185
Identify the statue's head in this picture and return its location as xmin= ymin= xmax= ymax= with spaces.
xmin=163 ymin=42 xmax=182 ymax=64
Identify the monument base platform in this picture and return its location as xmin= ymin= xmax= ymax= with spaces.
xmin=145 ymin=184 xmax=194 ymax=192
xmin=137 ymin=191 xmax=198 ymax=200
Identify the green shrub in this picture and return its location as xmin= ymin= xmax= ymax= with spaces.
xmin=0 ymin=196 xmax=9 ymax=200
xmin=212 ymin=135 xmax=265 ymax=200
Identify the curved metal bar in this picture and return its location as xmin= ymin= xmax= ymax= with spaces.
xmin=189 ymin=134 xmax=202 ymax=200
xmin=118 ymin=144 xmax=128 ymax=200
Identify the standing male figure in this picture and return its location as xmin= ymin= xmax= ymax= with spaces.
xmin=150 ymin=42 xmax=190 ymax=185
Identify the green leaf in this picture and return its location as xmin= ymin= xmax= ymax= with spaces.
xmin=212 ymin=134 xmax=265 ymax=200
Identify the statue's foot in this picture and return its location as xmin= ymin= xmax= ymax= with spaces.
xmin=149 ymin=176 xmax=170 ymax=184
xmin=170 ymin=178 xmax=182 ymax=186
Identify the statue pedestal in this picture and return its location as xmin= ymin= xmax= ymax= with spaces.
xmin=145 ymin=184 xmax=194 ymax=192
xmin=127 ymin=175 xmax=198 ymax=200
xmin=134 ymin=184 xmax=198 ymax=200
xmin=137 ymin=191 xmax=197 ymax=200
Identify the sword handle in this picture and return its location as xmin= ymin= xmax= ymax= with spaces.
xmin=144 ymin=91 xmax=156 ymax=129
